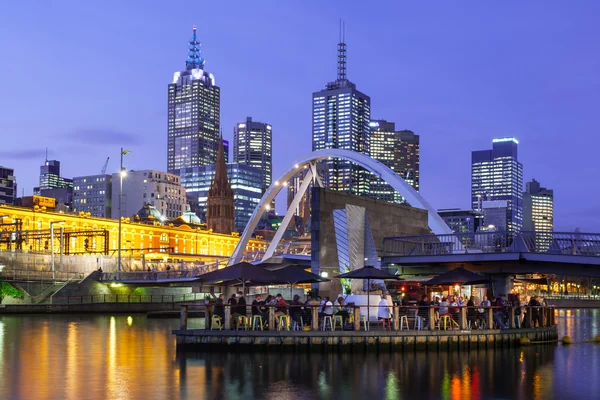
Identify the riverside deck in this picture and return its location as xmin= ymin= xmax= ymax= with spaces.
xmin=173 ymin=304 xmax=559 ymax=352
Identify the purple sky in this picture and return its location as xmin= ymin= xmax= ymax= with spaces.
xmin=1 ymin=1 xmax=599 ymax=231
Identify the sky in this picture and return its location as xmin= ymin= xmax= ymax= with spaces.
xmin=1 ymin=0 xmax=599 ymax=231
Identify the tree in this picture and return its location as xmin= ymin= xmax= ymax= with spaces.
xmin=0 ymin=282 xmax=24 ymax=303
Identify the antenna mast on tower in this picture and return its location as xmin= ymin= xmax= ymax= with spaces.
xmin=337 ymin=19 xmax=347 ymax=81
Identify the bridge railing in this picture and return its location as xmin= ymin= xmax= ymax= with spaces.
xmin=99 ymin=265 xmax=219 ymax=282
xmin=383 ymin=231 xmax=600 ymax=257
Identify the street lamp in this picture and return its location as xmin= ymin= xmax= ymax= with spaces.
xmin=118 ymin=148 xmax=129 ymax=280
xmin=50 ymin=220 xmax=65 ymax=280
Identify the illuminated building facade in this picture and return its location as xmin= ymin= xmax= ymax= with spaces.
xmin=177 ymin=163 xmax=263 ymax=232
xmin=167 ymin=26 xmax=220 ymax=173
xmin=438 ymin=208 xmax=482 ymax=233
xmin=471 ymin=138 xmax=523 ymax=232
xmin=312 ymin=30 xmax=371 ymax=196
xmin=111 ymin=170 xmax=186 ymax=221
xmin=0 ymin=166 xmax=16 ymax=205
xmin=73 ymin=174 xmax=112 ymax=218
xmin=233 ymin=117 xmax=272 ymax=193
xmin=0 ymin=204 xmax=266 ymax=258
xmin=369 ymin=120 xmax=419 ymax=203
xmin=523 ymin=179 xmax=553 ymax=248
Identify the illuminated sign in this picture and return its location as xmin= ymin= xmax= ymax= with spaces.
xmin=34 ymin=196 xmax=56 ymax=208
xmin=492 ymin=138 xmax=519 ymax=144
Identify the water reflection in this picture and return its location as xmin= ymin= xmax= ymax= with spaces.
xmin=0 ymin=310 xmax=598 ymax=399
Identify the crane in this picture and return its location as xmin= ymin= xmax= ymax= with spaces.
xmin=101 ymin=157 xmax=110 ymax=175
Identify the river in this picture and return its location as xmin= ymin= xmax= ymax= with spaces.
xmin=0 ymin=309 xmax=598 ymax=399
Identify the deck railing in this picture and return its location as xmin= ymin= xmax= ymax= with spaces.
xmin=383 ymin=231 xmax=600 ymax=257
xmin=178 ymin=304 xmax=557 ymax=332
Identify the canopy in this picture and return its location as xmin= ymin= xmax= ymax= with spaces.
xmin=199 ymin=262 xmax=328 ymax=286
xmin=334 ymin=265 xmax=401 ymax=280
xmin=423 ymin=267 xmax=491 ymax=286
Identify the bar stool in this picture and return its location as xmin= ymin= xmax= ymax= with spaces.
xmin=414 ymin=316 xmax=424 ymax=330
xmin=399 ymin=315 xmax=409 ymax=330
xmin=237 ymin=315 xmax=250 ymax=330
xmin=322 ymin=316 xmax=333 ymax=331
xmin=278 ymin=315 xmax=290 ymax=331
xmin=252 ymin=315 xmax=264 ymax=331
xmin=333 ymin=315 xmax=344 ymax=330
xmin=438 ymin=315 xmax=457 ymax=330
xmin=211 ymin=315 xmax=223 ymax=330
xmin=382 ymin=318 xmax=391 ymax=330
xmin=292 ymin=316 xmax=304 ymax=331
xmin=360 ymin=315 xmax=370 ymax=331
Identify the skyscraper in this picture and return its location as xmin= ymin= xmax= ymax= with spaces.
xmin=36 ymin=159 xmax=73 ymax=192
xmin=369 ymin=120 xmax=419 ymax=203
xmin=167 ymin=26 xmax=220 ymax=173
xmin=233 ymin=117 xmax=272 ymax=193
xmin=312 ymin=25 xmax=371 ymax=196
xmin=206 ymin=140 xmax=235 ymax=234
xmin=471 ymin=138 xmax=523 ymax=232
xmin=523 ymin=179 xmax=554 ymax=233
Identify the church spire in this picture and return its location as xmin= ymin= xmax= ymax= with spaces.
xmin=206 ymin=137 xmax=235 ymax=234
xmin=185 ymin=25 xmax=204 ymax=70
xmin=213 ymin=137 xmax=229 ymax=191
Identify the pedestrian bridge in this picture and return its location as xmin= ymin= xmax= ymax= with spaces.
xmin=383 ymin=231 xmax=600 ymax=277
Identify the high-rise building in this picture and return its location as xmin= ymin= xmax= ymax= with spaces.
xmin=482 ymin=200 xmax=509 ymax=231
xmin=438 ymin=208 xmax=482 ymax=233
xmin=111 ymin=170 xmax=186 ymax=221
xmin=73 ymin=174 xmax=113 ymax=218
xmin=35 ymin=159 xmax=73 ymax=193
xmin=233 ymin=117 xmax=272 ymax=193
xmin=369 ymin=120 xmax=420 ymax=203
xmin=167 ymin=26 xmax=220 ymax=173
xmin=206 ymin=140 xmax=235 ymax=234
xmin=286 ymin=163 xmax=327 ymax=236
xmin=0 ymin=166 xmax=16 ymax=205
xmin=312 ymin=27 xmax=371 ymax=196
xmin=523 ymin=179 xmax=554 ymax=233
xmin=471 ymin=138 xmax=523 ymax=232
xmin=178 ymin=163 xmax=263 ymax=233
xmin=222 ymin=139 xmax=229 ymax=164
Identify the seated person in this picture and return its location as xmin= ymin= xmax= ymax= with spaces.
xmin=377 ymin=295 xmax=391 ymax=324
xmin=289 ymin=294 xmax=304 ymax=324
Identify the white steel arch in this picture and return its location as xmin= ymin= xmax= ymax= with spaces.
xmin=229 ymin=149 xmax=453 ymax=265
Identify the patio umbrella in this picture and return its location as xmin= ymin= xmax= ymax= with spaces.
xmin=334 ymin=266 xmax=402 ymax=320
xmin=423 ymin=267 xmax=492 ymax=286
xmin=261 ymin=264 xmax=329 ymax=298
xmin=198 ymin=262 xmax=284 ymax=292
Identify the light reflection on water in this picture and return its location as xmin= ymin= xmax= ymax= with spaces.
xmin=0 ymin=309 xmax=598 ymax=399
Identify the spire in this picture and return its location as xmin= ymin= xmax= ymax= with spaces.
xmin=185 ymin=25 xmax=204 ymax=70
xmin=337 ymin=19 xmax=347 ymax=81
xmin=210 ymin=137 xmax=231 ymax=196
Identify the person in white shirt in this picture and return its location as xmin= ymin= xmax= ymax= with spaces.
xmin=439 ymin=297 xmax=449 ymax=315
xmin=322 ymin=297 xmax=334 ymax=316
xmin=378 ymin=296 xmax=391 ymax=321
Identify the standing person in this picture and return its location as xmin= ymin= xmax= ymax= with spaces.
xmin=377 ymin=295 xmax=391 ymax=324
xmin=493 ymin=294 xmax=508 ymax=329
xmin=529 ymin=295 xmax=540 ymax=327
xmin=214 ymin=294 xmax=225 ymax=321
xmin=251 ymin=294 xmax=265 ymax=318
xmin=417 ymin=294 xmax=430 ymax=323
xmin=290 ymin=294 xmax=304 ymax=326
xmin=236 ymin=291 xmax=247 ymax=317
xmin=228 ymin=293 xmax=239 ymax=328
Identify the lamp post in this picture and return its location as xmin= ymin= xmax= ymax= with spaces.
xmin=49 ymin=220 xmax=65 ymax=280
xmin=118 ymin=148 xmax=129 ymax=280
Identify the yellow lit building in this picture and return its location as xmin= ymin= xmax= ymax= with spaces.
xmin=0 ymin=204 xmax=266 ymax=260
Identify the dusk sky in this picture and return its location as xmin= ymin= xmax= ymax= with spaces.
xmin=1 ymin=1 xmax=599 ymax=231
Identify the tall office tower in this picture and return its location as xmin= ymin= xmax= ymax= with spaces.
xmin=222 ymin=139 xmax=229 ymax=164
xmin=233 ymin=117 xmax=272 ymax=193
xmin=36 ymin=159 xmax=73 ymax=192
xmin=0 ymin=166 xmax=16 ymax=205
xmin=312 ymin=25 xmax=371 ymax=196
xmin=438 ymin=208 xmax=482 ymax=233
xmin=206 ymin=140 xmax=235 ymax=234
xmin=286 ymin=163 xmax=327 ymax=235
xmin=471 ymin=138 xmax=523 ymax=232
xmin=167 ymin=26 xmax=220 ymax=173
xmin=523 ymin=179 xmax=554 ymax=236
xmin=369 ymin=120 xmax=420 ymax=203
xmin=73 ymin=174 xmax=113 ymax=218
xmin=111 ymin=170 xmax=186 ymax=221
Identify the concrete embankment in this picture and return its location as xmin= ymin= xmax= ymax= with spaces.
xmin=173 ymin=326 xmax=558 ymax=352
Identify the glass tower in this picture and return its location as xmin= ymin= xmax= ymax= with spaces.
xmin=233 ymin=117 xmax=272 ymax=193
xmin=369 ymin=120 xmax=419 ymax=203
xmin=312 ymin=30 xmax=371 ymax=196
xmin=471 ymin=138 xmax=523 ymax=232
xmin=167 ymin=26 xmax=220 ymax=173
